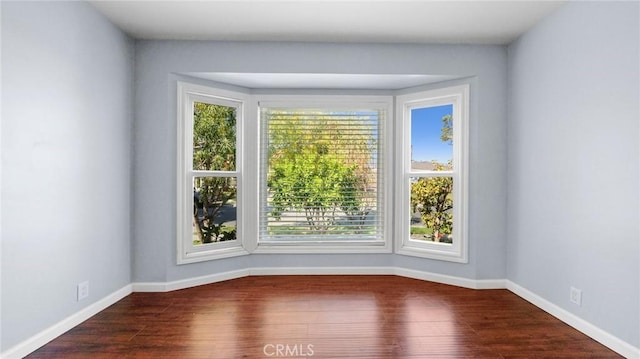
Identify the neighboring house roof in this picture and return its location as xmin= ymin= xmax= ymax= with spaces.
xmin=411 ymin=161 xmax=438 ymax=171
xmin=411 ymin=161 xmax=454 ymax=171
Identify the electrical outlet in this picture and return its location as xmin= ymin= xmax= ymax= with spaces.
xmin=570 ymin=286 xmax=582 ymax=306
xmin=77 ymin=281 xmax=89 ymax=301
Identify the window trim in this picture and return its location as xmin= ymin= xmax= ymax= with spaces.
xmin=395 ymin=85 xmax=470 ymax=263
xmin=250 ymin=95 xmax=394 ymax=254
xmin=176 ymin=81 xmax=250 ymax=264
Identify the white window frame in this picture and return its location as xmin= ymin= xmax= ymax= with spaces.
xmin=176 ymin=80 xmax=470 ymax=264
xmin=395 ymin=85 xmax=469 ymax=263
xmin=251 ymin=95 xmax=393 ymax=254
xmin=177 ymin=82 xmax=250 ymax=264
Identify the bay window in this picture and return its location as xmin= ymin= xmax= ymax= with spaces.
xmin=176 ymin=80 xmax=468 ymax=263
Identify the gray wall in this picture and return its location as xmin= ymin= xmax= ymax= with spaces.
xmin=133 ymin=41 xmax=508 ymax=282
xmin=1 ymin=1 xmax=134 ymax=351
xmin=507 ymin=1 xmax=639 ymax=347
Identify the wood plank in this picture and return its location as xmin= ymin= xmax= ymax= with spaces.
xmin=26 ymin=275 xmax=622 ymax=358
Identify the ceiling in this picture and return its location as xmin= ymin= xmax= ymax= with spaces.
xmin=90 ymin=1 xmax=566 ymax=45
xmin=185 ymin=73 xmax=463 ymax=90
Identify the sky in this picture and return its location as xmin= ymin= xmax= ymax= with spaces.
xmin=411 ymin=104 xmax=453 ymax=164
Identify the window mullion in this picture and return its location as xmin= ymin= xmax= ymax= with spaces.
xmin=408 ymin=171 xmax=455 ymax=178
xmin=191 ymin=170 xmax=238 ymax=177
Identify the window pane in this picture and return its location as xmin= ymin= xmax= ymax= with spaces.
xmin=193 ymin=102 xmax=236 ymax=171
xmin=409 ymin=176 xmax=453 ymax=244
xmin=193 ymin=176 xmax=237 ymax=245
xmin=262 ymin=108 xmax=382 ymax=242
xmin=411 ymin=105 xmax=453 ymax=171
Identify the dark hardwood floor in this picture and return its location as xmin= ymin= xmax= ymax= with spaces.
xmin=27 ymin=275 xmax=621 ymax=358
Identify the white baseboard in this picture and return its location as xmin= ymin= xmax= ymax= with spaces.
xmin=249 ymin=266 xmax=396 ymax=276
xmin=131 ymin=267 xmax=395 ymax=292
xmin=132 ymin=269 xmax=250 ymax=292
xmin=506 ymin=280 xmax=639 ymax=359
xmin=130 ymin=266 xmax=502 ymax=292
xmin=394 ymin=267 xmax=506 ymax=289
xmin=1 ymin=284 xmax=132 ymax=359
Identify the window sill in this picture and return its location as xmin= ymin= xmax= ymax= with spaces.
xmin=252 ymin=242 xmax=392 ymax=254
xmin=395 ymin=245 xmax=468 ymax=263
xmin=178 ymin=246 xmax=250 ymax=265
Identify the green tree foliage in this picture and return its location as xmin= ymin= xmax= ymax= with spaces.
xmin=440 ymin=114 xmax=452 ymax=144
xmin=193 ymin=103 xmax=236 ymax=171
xmin=192 ymin=102 xmax=237 ymax=243
xmin=268 ymin=144 xmax=358 ymax=232
xmin=411 ymin=164 xmax=453 ymax=242
xmin=267 ymin=111 xmax=377 ymax=232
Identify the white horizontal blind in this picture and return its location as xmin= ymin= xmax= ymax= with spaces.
xmin=260 ymin=107 xmax=385 ymax=242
